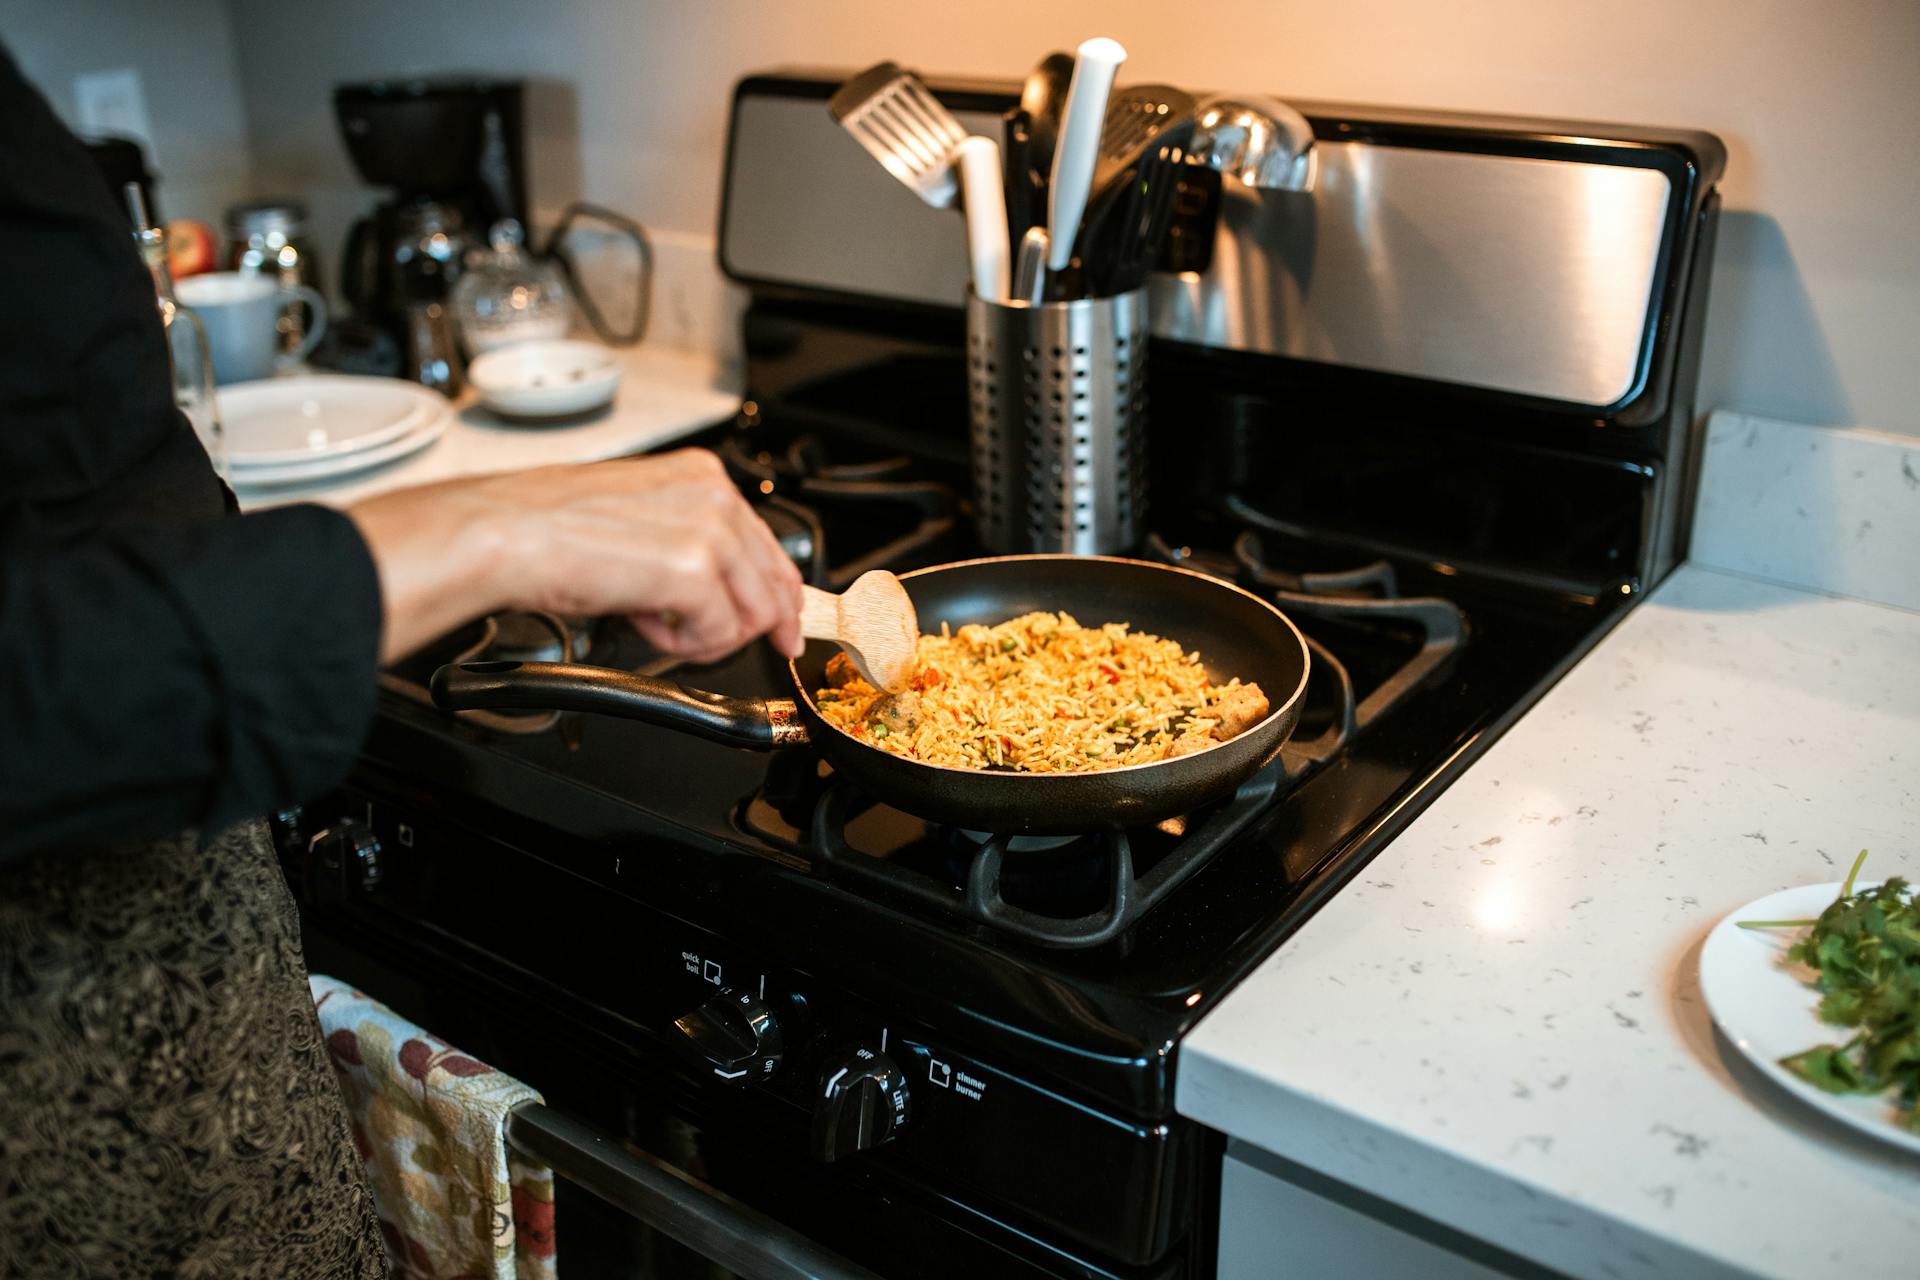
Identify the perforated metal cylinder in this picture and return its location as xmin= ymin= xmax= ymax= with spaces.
xmin=966 ymin=288 xmax=1148 ymax=555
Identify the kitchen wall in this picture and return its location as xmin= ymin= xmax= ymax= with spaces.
xmin=1 ymin=0 xmax=254 ymax=226
xmin=11 ymin=1 xmax=1917 ymax=436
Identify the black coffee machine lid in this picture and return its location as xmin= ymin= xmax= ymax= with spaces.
xmin=333 ymin=75 xmax=523 ymax=198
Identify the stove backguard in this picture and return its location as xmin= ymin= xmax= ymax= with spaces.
xmin=719 ymin=71 xmax=1723 ymax=593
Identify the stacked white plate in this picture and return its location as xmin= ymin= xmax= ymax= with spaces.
xmin=220 ymin=376 xmax=451 ymax=488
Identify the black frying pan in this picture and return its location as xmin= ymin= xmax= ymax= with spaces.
xmin=430 ymin=556 xmax=1310 ymax=835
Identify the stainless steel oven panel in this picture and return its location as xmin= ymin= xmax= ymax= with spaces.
xmin=1148 ymin=143 xmax=1669 ymax=406
xmin=721 ymin=85 xmax=1685 ymax=411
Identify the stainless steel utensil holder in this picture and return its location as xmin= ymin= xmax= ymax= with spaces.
xmin=966 ymin=287 xmax=1148 ymax=555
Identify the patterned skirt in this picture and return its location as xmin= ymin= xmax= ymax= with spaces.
xmin=0 ymin=819 xmax=387 ymax=1278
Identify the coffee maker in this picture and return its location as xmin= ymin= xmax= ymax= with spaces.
xmin=334 ymin=76 xmax=527 ymax=388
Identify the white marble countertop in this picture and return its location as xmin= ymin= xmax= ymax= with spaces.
xmin=234 ymin=344 xmax=739 ymax=511
xmin=1179 ymin=564 xmax=1920 ymax=1279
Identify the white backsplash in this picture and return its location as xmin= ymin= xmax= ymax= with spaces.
xmin=1690 ymin=410 xmax=1920 ymax=612
xmin=644 ymin=228 xmax=743 ymax=369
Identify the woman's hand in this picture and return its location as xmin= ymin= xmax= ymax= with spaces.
xmin=347 ymin=449 xmax=805 ymax=665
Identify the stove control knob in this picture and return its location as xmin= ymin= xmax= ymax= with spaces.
xmin=269 ymin=805 xmax=308 ymax=860
xmin=670 ymin=988 xmax=783 ymax=1083
xmin=811 ymin=1046 xmax=910 ymax=1162
xmin=310 ymin=818 xmax=383 ymax=895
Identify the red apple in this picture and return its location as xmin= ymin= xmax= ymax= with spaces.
xmin=166 ymin=219 xmax=219 ymax=278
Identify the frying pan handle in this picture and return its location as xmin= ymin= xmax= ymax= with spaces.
xmin=429 ymin=661 xmax=807 ymax=750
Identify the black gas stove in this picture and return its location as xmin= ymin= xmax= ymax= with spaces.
xmin=281 ymin=74 xmax=1722 ymax=1280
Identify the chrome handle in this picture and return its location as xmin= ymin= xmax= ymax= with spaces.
xmin=505 ymin=1103 xmax=879 ymax=1280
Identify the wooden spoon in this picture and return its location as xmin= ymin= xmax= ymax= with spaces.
xmin=799 ymin=571 xmax=920 ymax=692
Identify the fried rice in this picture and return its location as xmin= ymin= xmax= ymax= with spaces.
xmin=811 ymin=610 xmax=1269 ymax=773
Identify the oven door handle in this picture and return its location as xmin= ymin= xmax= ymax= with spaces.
xmin=505 ymin=1102 xmax=881 ymax=1280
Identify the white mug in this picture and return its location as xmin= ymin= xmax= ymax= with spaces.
xmin=175 ymin=271 xmax=328 ymax=385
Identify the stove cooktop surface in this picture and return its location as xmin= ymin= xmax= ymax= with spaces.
xmin=354 ymin=411 xmax=1622 ymax=1114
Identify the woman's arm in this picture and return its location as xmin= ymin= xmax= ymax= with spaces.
xmin=0 ymin=451 xmax=805 ymax=864
xmin=0 ymin=505 xmax=384 ymax=861
xmin=348 ymin=448 xmax=803 ymax=666
xmin=0 ymin=43 xmax=805 ymax=862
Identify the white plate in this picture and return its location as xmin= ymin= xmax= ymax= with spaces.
xmin=467 ymin=339 xmax=622 ymax=419
xmin=228 ymin=409 xmax=450 ymax=489
xmin=220 ymin=376 xmax=444 ymax=467
xmin=1699 ymin=879 xmax=1920 ymax=1154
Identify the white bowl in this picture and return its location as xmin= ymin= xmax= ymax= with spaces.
xmin=467 ymin=339 xmax=622 ymax=420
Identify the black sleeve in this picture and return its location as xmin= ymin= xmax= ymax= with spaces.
xmin=0 ymin=506 xmax=384 ymax=862
xmin=0 ymin=41 xmax=386 ymax=862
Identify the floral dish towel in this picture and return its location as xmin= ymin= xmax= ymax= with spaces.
xmin=310 ymin=975 xmax=558 ymax=1280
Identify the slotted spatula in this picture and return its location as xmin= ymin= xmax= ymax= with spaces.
xmin=828 ymin=62 xmax=970 ymax=210
xmin=1092 ymin=84 xmax=1197 ymax=200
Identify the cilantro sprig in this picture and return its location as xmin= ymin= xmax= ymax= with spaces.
xmin=1739 ymin=850 xmax=1920 ymax=1132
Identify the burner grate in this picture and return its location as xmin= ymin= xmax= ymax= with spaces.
xmin=720 ymin=432 xmax=958 ymax=589
xmin=1142 ymin=529 xmax=1468 ymax=735
xmin=778 ymin=626 xmax=1357 ymax=950
xmin=805 ymin=760 xmax=1293 ymax=948
xmin=733 ymin=630 xmax=1344 ymax=949
xmin=734 ymin=526 xmax=1471 ymax=949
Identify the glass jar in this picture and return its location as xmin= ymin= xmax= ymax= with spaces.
xmin=132 ymin=185 xmax=225 ymax=477
xmin=225 ymin=199 xmax=322 ymax=354
xmin=449 ymin=219 xmax=574 ymax=356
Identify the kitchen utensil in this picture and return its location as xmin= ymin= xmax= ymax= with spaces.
xmin=955 ymin=136 xmax=1011 ymax=302
xmin=1074 ymin=85 xmax=1197 ymax=296
xmin=175 ymin=271 xmax=329 ymax=384
xmin=1010 ymin=52 xmax=1073 ymax=241
xmin=226 ymin=199 xmax=324 ymax=352
xmin=1002 ymin=110 xmax=1036 ymax=244
xmin=827 ymin=62 xmax=968 ymax=210
xmin=967 ymin=286 xmax=1147 ymax=553
xmin=220 ymin=374 xmax=441 ymax=468
xmin=1189 ymin=94 xmax=1319 ymax=191
xmin=1018 ymin=52 xmax=1075 ymax=173
xmin=798 ymin=571 xmax=919 ymax=693
xmin=1700 ymin=881 xmax=1920 ymax=1156
xmin=432 ymin=556 xmax=1310 ymax=835
xmin=466 ymin=339 xmax=622 ymax=421
xmin=1079 ymin=143 xmax=1189 ymax=296
xmin=542 ymin=201 xmax=653 ymax=347
xmin=450 ymin=218 xmax=576 ymax=355
xmin=1012 ymin=226 xmax=1049 ymax=304
xmin=1118 ymin=149 xmax=1187 ymax=292
xmin=1092 ymin=84 xmax=1197 ymax=193
xmin=1044 ymin=37 xmax=1128 ymax=273
xmin=1074 ymin=164 xmax=1149 ymax=298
